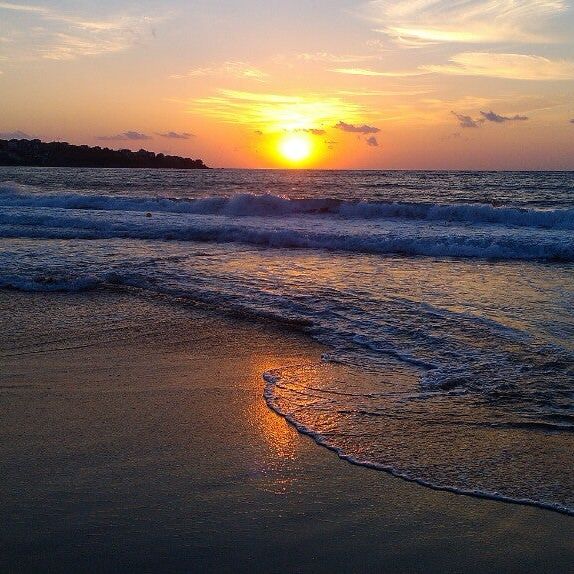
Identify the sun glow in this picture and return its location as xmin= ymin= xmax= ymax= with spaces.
xmin=278 ymin=134 xmax=313 ymax=163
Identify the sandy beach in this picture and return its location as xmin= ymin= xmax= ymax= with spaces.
xmin=1 ymin=289 xmax=572 ymax=573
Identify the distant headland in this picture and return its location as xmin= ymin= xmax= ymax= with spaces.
xmin=0 ymin=138 xmax=209 ymax=169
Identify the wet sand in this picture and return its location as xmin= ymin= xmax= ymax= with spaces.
xmin=1 ymin=290 xmax=572 ymax=573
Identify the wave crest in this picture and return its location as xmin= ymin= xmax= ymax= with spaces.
xmin=2 ymin=182 xmax=573 ymax=230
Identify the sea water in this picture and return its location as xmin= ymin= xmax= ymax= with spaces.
xmin=1 ymin=168 xmax=572 ymax=514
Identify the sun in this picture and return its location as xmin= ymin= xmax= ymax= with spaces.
xmin=278 ymin=134 xmax=313 ymax=163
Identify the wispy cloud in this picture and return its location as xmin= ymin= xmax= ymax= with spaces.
xmin=0 ymin=2 xmax=161 ymax=61
xmin=39 ymin=31 xmax=138 ymax=61
xmin=297 ymin=52 xmax=379 ymax=64
xmin=364 ymin=0 xmax=568 ymax=46
xmin=335 ymin=121 xmax=380 ymax=134
xmin=172 ymin=61 xmax=268 ymax=81
xmin=480 ymin=110 xmax=529 ymax=123
xmin=366 ymin=136 xmax=379 ymax=147
xmin=300 ymin=128 xmax=327 ymax=135
xmin=192 ymin=90 xmax=369 ymax=131
xmin=337 ymin=89 xmax=431 ymax=97
xmin=331 ymin=67 xmax=427 ymax=77
xmin=452 ymin=109 xmax=529 ymax=128
xmin=451 ymin=111 xmax=482 ymax=129
xmin=97 ymin=131 xmax=152 ymax=141
xmin=155 ymin=131 xmax=195 ymax=139
xmin=424 ymin=53 xmax=574 ymax=81
xmin=0 ymin=2 xmax=45 ymax=13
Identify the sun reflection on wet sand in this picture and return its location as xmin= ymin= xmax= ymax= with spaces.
xmin=250 ymin=391 xmax=298 ymax=461
xmin=239 ymin=354 xmax=311 ymax=495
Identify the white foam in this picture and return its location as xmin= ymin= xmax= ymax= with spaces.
xmin=263 ymin=368 xmax=574 ymax=516
xmin=1 ymin=182 xmax=573 ymax=230
xmin=1 ymin=205 xmax=572 ymax=262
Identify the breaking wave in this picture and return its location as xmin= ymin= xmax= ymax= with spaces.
xmin=2 ymin=210 xmax=573 ymax=261
xmin=2 ymin=182 xmax=573 ymax=230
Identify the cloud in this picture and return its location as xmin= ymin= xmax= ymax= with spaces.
xmin=570 ymin=119 xmax=574 ymax=124
xmin=451 ymin=111 xmax=482 ymax=129
xmin=297 ymin=52 xmax=378 ymax=64
xmin=451 ymin=109 xmax=529 ymax=128
xmin=424 ymin=53 xmax=574 ymax=81
xmin=365 ymin=0 xmax=568 ymax=46
xmin=337 ymin=89 xmax=431 ymax=97
xmin=39 ymin=31 xmax=142 ymax=61
xmin=0 ymin=130 xmax=33 ymax=139
xmin=0 ymin=2 xmax=46 ymax=14
xmin=335 ymin=121 xmax=380 ymax=134
xmin=155 ymin=131 xmax=194 ymax=139
xmin=331 ymin=67 xmax=426 ymax=77
xmin=301 ymin=128 xmax=326 ymax=135
xmin=192 ymin=90 xmax=368 ymax=131
xmin=172 ymin=61 xmax=268 ymax=81
xmin=366 ymin=136 xmax=379 ymax=147
xmin=0 ymin=2 xmax=161 ymax=61
xmin=97 ymin=131 xmax=152 ymax=141
xmin=480 ymin=111 xmax=529 ymax=123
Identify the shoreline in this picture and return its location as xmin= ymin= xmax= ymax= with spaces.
xmin=1 ymin=289 xmax=572 ymax=572
xmin=264 ymin=371 xmax=574 ymax=518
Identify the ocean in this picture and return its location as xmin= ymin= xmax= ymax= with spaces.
xmin=1 ymin=167 xmax=573 ymax=515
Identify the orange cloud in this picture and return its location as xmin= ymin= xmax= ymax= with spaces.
xmin=191 ymin=90 xmax=370 ymax=132
xmin=425 ymin=53 xmax=574 ymax=81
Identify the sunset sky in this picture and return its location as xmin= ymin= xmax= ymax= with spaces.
xmin=1 ymin=0 xmax=574 ymax=169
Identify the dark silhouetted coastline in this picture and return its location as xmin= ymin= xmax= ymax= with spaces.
xmin=0 ymin=138 xmax=208 ymax=169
